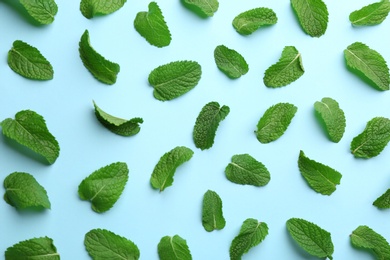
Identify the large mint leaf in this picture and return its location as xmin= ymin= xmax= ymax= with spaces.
xmin=158 ymin=235 xmax=192 ymax=260
xmin=232 ymin=7 xmax=277 ymax=35
xmin=350 ymin=0 xmax=390 ymax=26
xmin=19 ymin=0 xmax=58 ymax=24
xmin=5 ymin=237 xmax=60 ymax=259
xmin=80 ymin=0 xmax=126 ymax=19
xmin=202 ymin=190 xmax=226 ymax=232
xmin=182 ymin=0 xmax=218 ymax=17
xmin=214 ymin=45 xmax=248 ymax=79
xmin=350 ymin=225 xmax=390 ymax=259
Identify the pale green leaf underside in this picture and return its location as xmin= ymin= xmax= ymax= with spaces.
xmin=350 ymin=0 xmax=390 ymax=26
xmin=232 ymin=7 xmax=277 ymax=35
xmin=19 ymin=0 xmax=58 ymax=24
xmin=183 ymin=0 xmax=219 ymax=17
xmin=263 ymin=46 xmax=304 ymax=88
xmin=214 ymin=45 xmax=248 ymax=79
xmin=158 ymin=235 xmax=192 ymax=260
xmin=5 ymin=237 xmax=59 ymax=259
xmin=373 ymin=188 xmax=390 ymax=208
xmin=291 ymin=0 xmax=328 ymax=37
xmin=350 ymin=225 xmax=390 ymax=259
xmin=80 ymin=0 xmax=126 ymax=19
xmin=202 ymin=190 xmax=226 ymax=232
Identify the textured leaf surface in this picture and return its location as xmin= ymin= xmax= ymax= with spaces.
xmin=214 ymin=45 xmax=248 ymax=79
xmin=290 ymin=0 xmax=328 ymax=37
xmin=19 ymin=0 xmax=58 ymax=24
xmin=5 ymin=237 xmax=60 ymax=259
xmin=193 ymin=101 xmax=230 ymax=150
xmin=150 ymin=146 xmax=194 ymax=192
xmin=373 ymin=189 xmax=390 ymax=208
xmin=148 ymin=61 xmax=202 ymax=101
xmin=287 ymin=218 xmax=334 ymax=259
xmin=202 ymin=190 xmax=226 ymax=232
xmin=351 ymin=117 xmax=390 ymax=158
xmin=78 ymin=162 xmax=129 ymax=213
xmin=255 ymin=102 xmax=297 ymax=143
xmin=350 ymin=0 xmax=390 ymax=26
xmin=1 ymin=110 xmax=60 ymax=164
xmin=225 ymin=154 xmax=270 ymax=187
xmin=345 ymin=42 xmax=389 ymax=91
xmin=232 ymin=7 xmax=277 ymax=35
xmin=79 ymin=30 xmax=120 ymax=85
xmin=263 ymin=46 xmax=304 ymax=88
xmin=85 ymin=229 xmax=140 ymax=260
xmin=182 ymin=0 xmax=219 ymax=17
xmin=80 ymin=0 xmax=126 ymax=19
xmin=350 ymin=225 xmax=390 ymax=259
xmin=230 ymin=218 xmax=268 ymax=260
xmin=8 ymin=40 xmax=53 ymax=80
xmin=134 ymin=2 xmax=171 ymax=47
xmin=158 ymin=235 xmax=192 ymax=260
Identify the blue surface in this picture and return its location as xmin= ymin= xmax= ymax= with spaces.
xmin=1 ymin=0 xmax=390 ymax=259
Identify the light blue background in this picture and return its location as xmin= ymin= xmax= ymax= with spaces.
xmin=1 ymin=0 xmax=390 ymax=259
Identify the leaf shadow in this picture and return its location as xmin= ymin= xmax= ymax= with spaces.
xmin=1 ymin=0 xmax=43 ymax=27
xmin=344 ymin=58 xmax=385 ymax=91
xmin=180 ymin=0 xmax=209 ymax=19
xmin=285 ymin=228 xmax=323 ymax=260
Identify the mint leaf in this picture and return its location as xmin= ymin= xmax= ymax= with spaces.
xmin=158 ymin=235 xmax=192 ymax=260
xmin=255 ymin=102 xmax=297 ymax=143
xmin=202 ymin=190 xmax=226 ymax=232
xmin=290 ymin=0 xmax=328 ymax=37
xmin=232 ymin=7 xmax=277 ymax=35
xmin=19 ymin=0 xmax=58 ymax=24
xmin=93 ymin=101 xmax=143 ymax=137
xmin=4 ymin=172 xmax=50 ymax=210
xmin=351 ymin=117 xmax=390 ymax=158
xmin=182 ymin=0 xmax=218 ymax=17
xmin=263 ymin=46 xmax=304 ymax=88
xmin=344 ymin=42 xmax=389 ymax=91
xmin=193 ymin=101 xmax=230 ymax=150
xmin=79 ymin=30 xmax=120 ymax=85
xmin=350 ymin=0 xmax=390 ymax=26
xmin=287 ymin=218 xmax=334 ymax=259
xmin=5 ymin=237 xmax=60 ymax=259
xmin=85 ymin=229 xmax=140 ymax=260
xmin=298 ymin=150 xmax=342 ymax=195
xmin=225 ymin=154 xmax=270 ymax=187
xmin=1 ymin=110 xmax=60 ymax=164
xmin=8 ymin=40 xmax=54 ymax=80
xmin=350 ymin=225 xmax=390 ymax=259
xmin=134 ymin=2 xmax=171 ymax=48
xmin=373 ymin=189 xmax=390 ymax=208
xmin=80 ymin=0 xmax=126 ymax=19
xmin=78 ymin=162 xmax=129 ymax=213
xmin=230 ymin=218 xmax=269 ymax=260
xmin=314 ymin=97 xmax=346 ymax=143
xmin=150 ymin=146 xmax=194 ymax=192
xmin=214 ymin=45 xmax=248 ymax=79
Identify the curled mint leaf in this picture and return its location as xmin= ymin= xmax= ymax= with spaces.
xmin=214 ymin=45 xmax=248 ymax=79
xmin=5 ymin=237 xmax=60 ymax=259
xmin=350 ymin=0 xmax=390 ymax=26
xmin=182 ymin=0 xmax=219 ymax=17
xmin=80 ymin=0 xmax=127 ymax=19
xmin=350 ymin=225 xmax=390 ymax=259
xmin=232 ymin=7 xmax=277 ymax=35
xmin=158 ymin=235 xmax=192 ymax=260
xmin=373 ymin=188 xmax=390 ymax=209
xmin=19 ymin=0 xmax=58 ymax=24
xmin=202 ymin=190 xmax=226 ymax=232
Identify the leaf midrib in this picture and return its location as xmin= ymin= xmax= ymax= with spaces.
xmin=351 ymin=2 xmax=385 ymax=24
xmin=11 ymin=48 xmax=49 ymax=74
xmin=270 ymin=52 xmax=301 ymax=83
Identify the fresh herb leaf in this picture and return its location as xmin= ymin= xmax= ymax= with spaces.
xmin=93 ymin=101 xmax=143 ymax=137
xmin=202 ymin=190 xmax=226 ymax=232
xmin=255 ymin=102 xmax=297 ymax=143
xmin=85 ymin=229 xmax=140 ymax=260
xmin=182 ymin=0 xmax=219 ymax=17
xmin=158 ymin=235 xmax=192 ymax=260
xmin=19 ymin=0 xmax=58 ymax=24
xmin=344 ymin=42 xmax=389 ymax=91
xmin=350 ymin=225 xmax=390 ymax=259
xmin=263 ymin=46 xmax=304 ymax=88
xmin=78 ymin=162 xmax=129 ymax=213
xmin=230 ymin=218 xmax=268 ymax=260
xmin=80 ymin=0 xmax=126 ymax=19
xmin=214 ymin=45 xmax=248 ymax=79
xmin=290 ymin=0 xmax=329 ymax=37
xmin=350 ymin=0 xmax=390 ymax=26
xmin=351 ymin=117 xmax=390 ymax=158
xmin=5 ymin=237 xmax=60 ymax=259
xmin=1 ymin=110 xmax=60 ymax=164
xmin=232 ymin=7 xmax=277 ymax=35
xmin=79 ymin=30 xmax=120 ymax=85
xmin=134 ymin=2 xmax=171 ymax=48
xmin=193 ymin=101 xmax=230 ymax=150
xmin=373 ymin=188 xmax=390 ymax=209
xmin=314 ymin=97 xmax=346 ymax=143
xmin=287 ymin=218 xmax=334 ymax=259
xmin=150 ymin=146 xmax=194 ymax=192
xmin=8 ymin=40 xmax=54 ymax=80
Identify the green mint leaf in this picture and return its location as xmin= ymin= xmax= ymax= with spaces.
xmin=287 ymin=218 xmax=334 ymax=259
xmin=290 ymin=0 xmax=328 ymax=37
xmin=232 ymin=7 xmax=278 ymax=35
xmin=80 ymin=0 xmax=126 ymax=19
xmin=214 ymin=45 xmax=249 ymax=79
xmin=158 ymin=235 xmax=192 ymax=260
xmin=150 ymin=146 xmax=194 ymax=192
xmin=19 ymin=0 xmax=58 ymax=24
xmin=350 ymin=0 xmax=390 ymax=26
xmin=3 ymin=172 xmax=50 ymax=210
xmin=5 ymin=237 xmax=60 ymax=259
xmin=1 ymin=110 xmax=60 ymax=164
xmin=84 ymin=229 xmax=140 ymax=260
xmin=314 ymin=97 xmax=346 ymax=143
xmin=225 ymin=154 xmax=270 ymax=187
xmin=134 ymin=2 xmax=171 ymax=48
xmin=78 ymin=162 xmax=129 ymax=213
xmin=79 ymin=30 xmax=120 ymax=85
xmin=202 ymin=190 xmax=226 ymax=232
xmin=344 ymin=42 xmax=389 ymax=91
xmin=373 ymin=188 xmax=390 ymax=208
xmin=351 ymin=117 xmax=390 ymax=158
xmin=255 ymin=102 xmax=297 ymax=143
xmin=193 ymin=101 xmax=230 ymax=150
xmin=8 ymin=40 xmax=54 ymax=80
xmin=148 ymin=60 xmax=202 ymax=101
xmin=229 ymin=218 xmax=269 ymax=260
xmin=350 ymin=225 xmax=390 ymax=259
xmin=182 ymin=0 xmax=219 ymax=17
xmin=298 ymin=151 xmax=342 ymax=195
xmin=263 ymin=46 xmax=304 ymax=88
xmin=93 ymin=101 xmax=143 ymax=137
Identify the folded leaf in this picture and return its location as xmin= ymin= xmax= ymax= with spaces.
xmin=80 ymin=0 xmax=127 ymax=19
xmin=202 ymin=190 xmax=226 ymax=232
xmin=373 ymin=188 xmax=390 ymax=208
xmin=214 ymin=45 xmax=248 ymax=79
xmin=182 ymin=0 xmax=219 ymax=17
xmin=158 ymin=235 xmax=192 ymax=260
xmin=5 ymin=237 xmax=60 ymax=259
xmin=350 ymin=0 xmax=390 ymax=26
xmin=232 ymin=7 xmax=277 ymax=35
xmin=350 ymin=225 xmax=390 ymax=259
xmin=19 ymin=0 xmax=58 ymax=24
